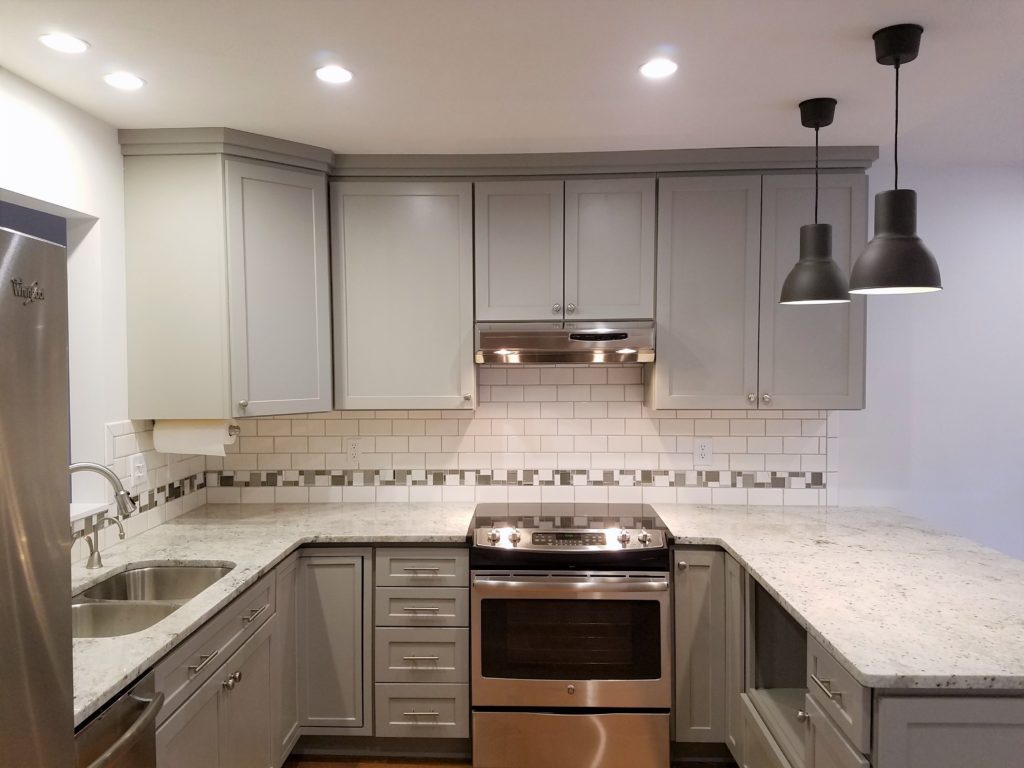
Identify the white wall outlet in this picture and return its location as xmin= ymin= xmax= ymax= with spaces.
xmin=695 ymin=438 xmax=713 ymax=467
xmin=130 ymin=454 xmax=148 ymax=491
xmin=347 ymin=438 xmax=360 ymax=467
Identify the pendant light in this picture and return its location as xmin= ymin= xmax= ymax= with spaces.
xmin=849 ymin=23 xmax=941 ymax=295
xmin=780 ymin=98 xmax=850 ymax=305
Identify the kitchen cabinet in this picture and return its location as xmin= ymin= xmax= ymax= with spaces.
xmin=331 ymin=181 xmax=475 ymax=410
xmin=650 ymin=172 xmax=866 ymax=410
xmin=298 ymin=550 xmax=372 ymax=733
xmin=124 ymin=153 xmax=332 ymax=419
xmin=804 ymin=695 xmax=869 ymax=768
xmin=271 ymin=553 xmax=300 ymax=764
xmin=740 ymin=693 xmax=793 ymax=768
xmin=725 ymin=555 xmax=747 ymax=763
xmin=673 ymin=547 xmax=726 ymax=743
xmin=156 ymin=618 xmax=275 ymax=768
xmin=475 ymin=177 xmax=656 ymax=321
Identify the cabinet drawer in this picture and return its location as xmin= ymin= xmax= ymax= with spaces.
xmin=807 ymin=636 xmax=870 ymax=753
xmin=374 ymin=628 xmax=469 ymax=683
xmin=375 ymin=548 xmax=469 ymax=587
xmin=740 ymin=693 xmax=793 ymax=768
xmin=154 ymin=572 xmax=275 ymax=724
xmin=375 ymin=587 xmax=468 ymax=627
xmin=805 ymin=695 xmax=869 ymax=768
xmin=374 ymin=683 xmax=469 ymax=738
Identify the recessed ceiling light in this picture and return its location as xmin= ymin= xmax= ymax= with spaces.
xmin=39 ymin=32 xmax=90 ymax=54
xmin=103 ymin=71 xmax=145 ymax=90
xmin=316 ymin=64 xmax=353 ymax=84
xmin=640 ymin=57 xmax=678 ymax=79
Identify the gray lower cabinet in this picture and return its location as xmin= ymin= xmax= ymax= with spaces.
xmin=673 ymin=548 xmax=726 ymax=742
xmin=725 ymin=555 xmax=747 ymax=763
xmin=156 ymin=617 xmax=275 ymax=768
xmin=740 ymin=693 xmax=793 ymax=768
xmin=650 ymin=172 xmax=867 ymax=410
xmin=804 ymin=695 xmax=868 ymax=768
xmin=298 ymin=550 xmax=372 ymax=733
xmin=374 ymin=683 xmax=470 ymax=738
xmin=271 ymin=552 xmax=300 ymax=764
xmin=331 ymin=181 xmax=475 ymax=410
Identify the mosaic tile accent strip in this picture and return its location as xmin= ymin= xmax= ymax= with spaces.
xmin=208 ymin=468 xmax=825 ymax=490
xmin=131 ymin=471 xmax=208 ymax=514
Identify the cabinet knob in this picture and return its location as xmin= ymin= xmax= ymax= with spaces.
xmin=747 ymin=393 xmax=757 ymax=404
xmin=222 ymin=671 xmax=241 ymax=690
xmin=761 ymin=393 xmax=772 ymax=404
xmin=238 ymin=400 xmax=249 ymax=409
xmin=463 ymin=393 xmax=472 ymax=402
xmin=566 ymin=303 xmax=576 ymax=314
xmin=677 ymin=560 xmax=688 ymax=570
xmin=552 ymin=303 xmax=561 ymax=314
xmin=797 ymin=710 xmax=809 ymax=723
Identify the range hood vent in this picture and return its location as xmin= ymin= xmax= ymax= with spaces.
xmin=475 ymin=321 xmax=655 ymax=365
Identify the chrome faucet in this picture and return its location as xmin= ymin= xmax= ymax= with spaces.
xmin=70 ymin=462 xmax=138 ymax=518
xmin=69 ymin=462 xmax=138 ymax=569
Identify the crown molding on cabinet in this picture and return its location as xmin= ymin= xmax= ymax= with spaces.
xmin=118 ymin=127 xmax=335 ymax=173
xmin=329 ymin=145 xmax=878 ymax=178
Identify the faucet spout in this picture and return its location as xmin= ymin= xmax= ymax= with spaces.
xmin=69 ymin=461 xmax=138 ymax=517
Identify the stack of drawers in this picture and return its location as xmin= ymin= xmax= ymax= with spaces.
xmin=373 ymin=548 xmax=470 ymax=739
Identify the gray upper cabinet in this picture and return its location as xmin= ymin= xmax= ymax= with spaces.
xmin=651 ymin=172 xmax=867 ymax=410
xmin=124 ymin=153 xmax=331 ymax=419
xmin=475 ymin=180 xmax=564 ymax=321
xmin=332 ymin=181 xmax=475 ymax=410
xmin=475 ymin=177 xmax=656 ymax=321
xmin=652 ymin=176 xmax=762 ymax=410
xmin=565 ymin=178 xmax=656 ymax=320
xmin=759 ymin=173 xmax=867 ymax=410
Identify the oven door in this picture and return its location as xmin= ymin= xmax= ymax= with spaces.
xmin=471 ymin=572 xmax=671 ymax=709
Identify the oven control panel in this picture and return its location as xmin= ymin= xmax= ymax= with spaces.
xmin=473 ymin=527 xmax=667 ymax=551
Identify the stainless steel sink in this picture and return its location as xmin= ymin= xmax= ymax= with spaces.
xmin=80 ymin=564 xmax=234 ymax=602
xmin=71 ymin=601 xmax=179 ymax=639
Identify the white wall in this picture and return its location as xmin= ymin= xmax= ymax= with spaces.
xmin=0 ymin=67 xmax=128 ymax=503
xmin=838 ymin=163 xmax=1024 ymax=559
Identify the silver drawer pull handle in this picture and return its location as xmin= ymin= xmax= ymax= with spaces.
xmin=402 ymin=566 xmax=441 ymax=572
xmin=402 ymin=606 xmax=441 ymax=612
xmin=403 ymin=655 xmax=440 ymax=662
xmin=187 ymin=650 xmax=219 ymax=676
xmin=402 ymin=711 xmax=439 ymax=717
xmin=810 ymin=673 xmax=843 ymax=703
xmin=242 ymin=604 xmax=269 ymax=624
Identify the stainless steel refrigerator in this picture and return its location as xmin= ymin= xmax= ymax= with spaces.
xmin=0 ymin=225 xmax=75 ymax=765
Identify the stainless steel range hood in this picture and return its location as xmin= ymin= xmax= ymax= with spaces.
xmin=474 ymin=321 xmax=655 ymax=365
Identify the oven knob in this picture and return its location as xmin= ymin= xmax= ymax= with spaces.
xmin=638 ymin=530 xmax=652 ymax=546
xmin=617 ymin=529 xmax=631 ymax=545
xmin=487 ymin=529 xmax=501 ymax=544
xmin=508 ymin=528 xmax=521 ymax=545
xmin=567 ymin=684 xmax=576 ymax=695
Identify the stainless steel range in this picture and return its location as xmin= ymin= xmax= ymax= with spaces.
xmin=469 ymin=503 xmax=672 ymax=768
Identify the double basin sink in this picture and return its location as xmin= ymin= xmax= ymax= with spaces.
xmin=72 ymin=564 xmax=234 ymax=639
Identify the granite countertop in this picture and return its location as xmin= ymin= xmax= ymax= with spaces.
xmin=72 ymin=502 xmax=1024 ymax=726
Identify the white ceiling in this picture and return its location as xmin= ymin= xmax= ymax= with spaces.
xmin=1 ymin=0 xmax=1022 ymax=164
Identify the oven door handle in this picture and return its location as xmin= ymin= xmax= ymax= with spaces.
xmin=472 ymin=577 xmax=668 ymax=594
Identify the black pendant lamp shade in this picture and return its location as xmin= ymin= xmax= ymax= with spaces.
xmin=779 ymin=97 xmax=851 ymax=305
xmin=849 ymin=23 xmax=942 ymax=295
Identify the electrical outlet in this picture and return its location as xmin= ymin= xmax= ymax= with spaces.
xmin=347 ymin=438 xmax=360 ymax=467
xmin=130 ymin=454 xmax=147 ymax=491
xmin=695 ymin=438 xmax=713 ymax=467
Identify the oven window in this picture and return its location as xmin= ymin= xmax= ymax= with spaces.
xmin=480 ymin=599 xmax=661 ymax=680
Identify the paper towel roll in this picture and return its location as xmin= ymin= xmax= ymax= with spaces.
xmin=153 ymin=419 xmax=238 ymax=457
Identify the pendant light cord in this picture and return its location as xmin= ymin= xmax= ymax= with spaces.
xmin=814 ymin=126 xmax=820 ymax=223
xmin=894 ymin=62 xmax=900 ymax=189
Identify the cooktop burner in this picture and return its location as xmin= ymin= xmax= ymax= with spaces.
xmin=469 ymin=502 xmax=670 ymax=535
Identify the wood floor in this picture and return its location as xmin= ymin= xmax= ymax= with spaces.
xmin=285 ymin=759 xmax=733 ymax=767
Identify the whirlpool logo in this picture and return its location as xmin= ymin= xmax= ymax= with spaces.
xmin=11 ymin=278 xmax=45 ymax=305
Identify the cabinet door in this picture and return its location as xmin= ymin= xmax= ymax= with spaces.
xmin=565 ymin=177 xmax=656 ymax=320
xmin=220 ymin=619 xmax=274 ymax=768
xmin=225 ymin=158 xmax=332 ymax=417
xmin=474 ymin=180 xmax=564 ymax=321
xmin=805 ymin=695 xmax=869 ymax=768
xmin=332 ymin=182 xmax=475 ymax=410
xmin=156 ymin=669 xmax=222 ymax=768
xmin=271 ymin=554 xmax=300 ymax=764
xmin=741 ymin=693 xmax=793 ymax=768
xmin=725 ymin=555 xmax=747 ymax=763
xmin=299 ymin=554 xmax=369 ymax=731
xmin=674 ymin=548 xmax=726 ymax=743
xmin=651 ymin=176 xmax=761 ymax=410
xmin=759 ymin=173 xmax=867 ymax=409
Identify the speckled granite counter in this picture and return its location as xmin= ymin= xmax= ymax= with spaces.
xmin=72 ymin=502 xmax=1024 ymax=727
